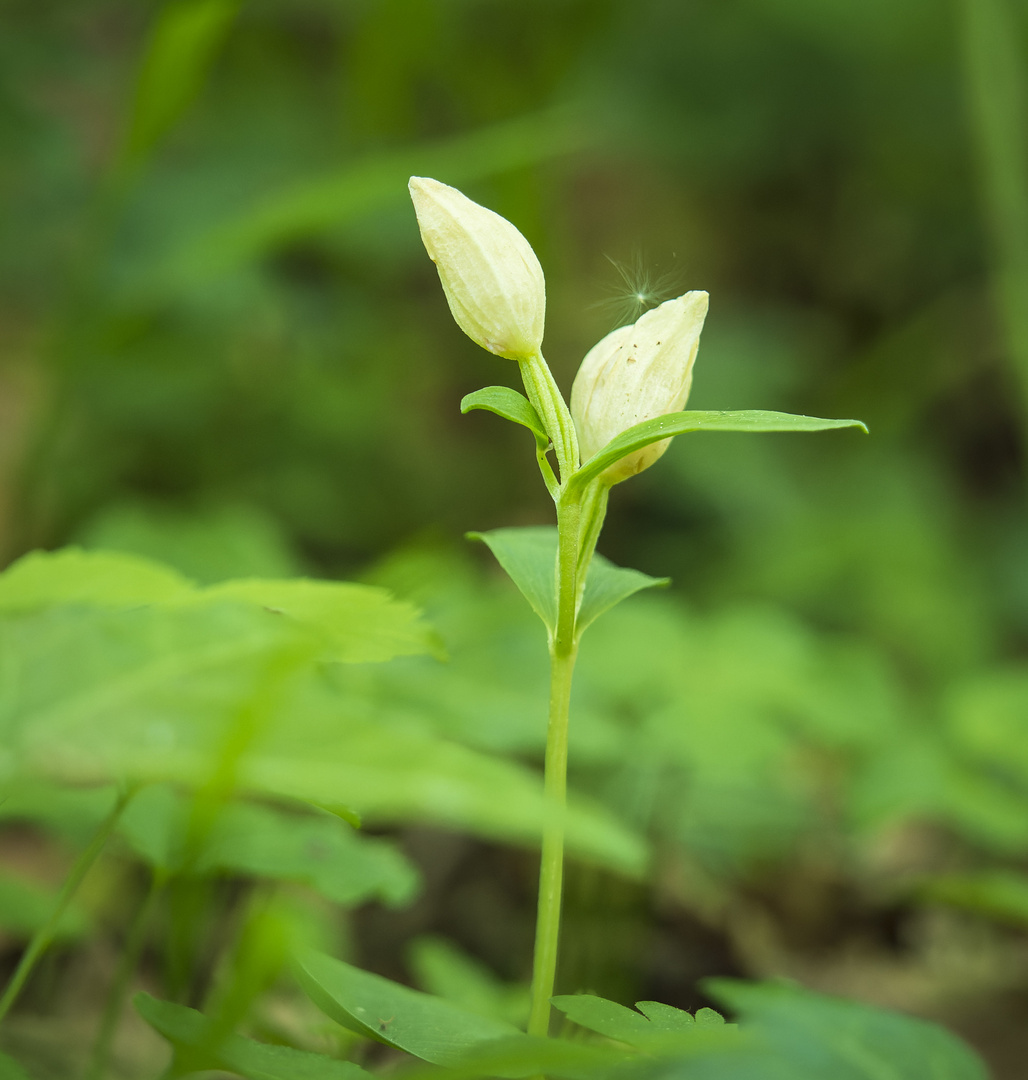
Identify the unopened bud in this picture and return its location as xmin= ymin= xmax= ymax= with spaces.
xmin=409 ymin=177 xmax=546 ymax=361
xmin=571 ymin=291 xmax=708 ymax=483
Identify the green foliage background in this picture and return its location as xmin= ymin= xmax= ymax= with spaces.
xmin=3 ymin=1 xmax=1028 ymax=1077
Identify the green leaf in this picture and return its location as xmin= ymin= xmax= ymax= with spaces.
xmin=467 ymin=529 xmax=557 ymax=631
xmin=123 ymin=0 xmax=241 ymax=166
xmin=570 ymin=410 xmax=868 ymax=489
xmin=295 ymin=950 xmax=522 ymax=1066
xmin=0 ymin=549 xmax=441 ymax=663
xmin=202 ymin=578 xmax=443 ymax=663
xmin=468 ymin=527 xmax=668 ymax=636
xmin=0 ymin=604 xmax=647 ymax=876
xmin=551 ymin=994 xmax=660 ymax=1043
xmin=551 ymin=994 xmax=728 ymax=1052
xmin=702 ymin=979 xmax=989 ymax=1080
xmin=135 ymin=992 xmax=367 ymax=1080
xmin=578 ymin=560 xmax=669 ymax=634
xmin=635 ymin=1000 xmax=700 ymax=1031
xmin=119 ymin=786 xmax=419 ymax=906
xmin=461 ymin=387 xmax=549 ymax=448
xmin=0 ymin=548 xmax=193 ymax=612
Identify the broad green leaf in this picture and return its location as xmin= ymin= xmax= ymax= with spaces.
xmin=468 ymin=527 xmax=668 ymax=636
xmin=408 ymin=936 xmax=529 ymax=1027
xmin=135 ymin=992 xmax=367 ymax=1080
xmin=119 ymin=785 xmax=419 ymax=906
xmin=570 ymin=410 xmax=868 ymax=490
xmin=460 ymin=388 xmax=549 ymax=447
xmin=295 ymin=950 xmax=522 ymax=1066
xmin=701 ymin=979 xmax=989 ymax=1080
xmin=914 ymin=869 xmax=1028 ymax=926
xmin=123 ymin=0 xmax=241 ymax=166
xmin=203 ymin=578 xmax=443 ymax=663
xmin=0 ymin=548 xmax=192 ymax=611
xmin=0 ymin=549 xmax=440 ymax=663
xmin=0 ymin=604 xmax=647 ymax=876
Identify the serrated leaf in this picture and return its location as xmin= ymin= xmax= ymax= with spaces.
xmin=634 ymin=1000 xmax=697 ymax=1031
xmin=135 ymin=992 xmax=367 ymax=1080
xmin=461 ymin=387 xmax=548 ymax=447
xmin=551 ymin=994 xmax=656 ymax=1043
xmin=0 ymin=549 xmax=440 ymax=664
xmin=551 ymin=994 xmax=728 ymax=1053
xmin=202 ymin=578 xmax=442 ymax=663
xmin=570 ymin=410 xmax=868 ymax=489
xmin=295 ymin=950 xmax=522 ymax=1066
xmin=468 ymin=527 xmax=667 ymax=637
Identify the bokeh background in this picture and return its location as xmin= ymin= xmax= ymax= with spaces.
xmin=5 ymin=0 xmax=1028 ymax=1075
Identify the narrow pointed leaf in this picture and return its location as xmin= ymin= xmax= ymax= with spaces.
xmin=461 ymin=387 xmax=548 ymax=447
xmin=570 ymin=410 xmax=868 ymax=489
xmin=469 ymin=527 xmax=667 ymax=637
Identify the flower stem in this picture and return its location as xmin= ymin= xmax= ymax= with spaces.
xmin=528 ymin=491 xmax=582 ymax=1037
xmin=520 ymin=353 xmax=579 ymax=483
xmin=0 ymin=786 xmax=134 ymax=1025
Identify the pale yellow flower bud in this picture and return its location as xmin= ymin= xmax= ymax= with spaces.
xmin=409 ymin=176 xmax=546 ymax=361
xmin=571 ymin=291 xmax=709 ymax=484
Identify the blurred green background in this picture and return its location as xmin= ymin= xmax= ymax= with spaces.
xmin=5 ymin=0 xmax=1028 ymax=1075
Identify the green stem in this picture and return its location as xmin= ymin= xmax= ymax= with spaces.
xmin=0 ymin=786 xmax=134 ymax=1025
xmin=528 ymin=491 xmax=582 ymax=1037
xmin=575 ymin=481 xmax=610 ymax=607
xmin=85 ymin=869 xmax=166 ymax=1080
xmin=520 ymin=352 xmax=579 ymax=483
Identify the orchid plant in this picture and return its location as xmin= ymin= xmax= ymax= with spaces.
xmin=408 ymin=176 xmax=867 ymax=1036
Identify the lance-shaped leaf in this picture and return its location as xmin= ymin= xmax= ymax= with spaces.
xmin=461 ymin=387 xmax=549 ymax=448
xmin=569 ymin=410 xmax=868 ymax=491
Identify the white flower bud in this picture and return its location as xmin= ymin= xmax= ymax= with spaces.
xmin=409 ymin=176 xmax=546 ymax=361
xmin=571 ymin=291 xmax=709 ymax=484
